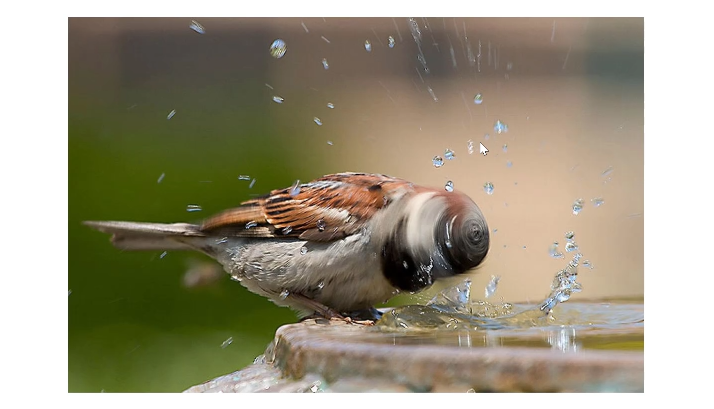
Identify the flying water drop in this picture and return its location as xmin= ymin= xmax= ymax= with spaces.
xmin=473 ymin=93 xmax=483 ymax=104
xmin=186 ymin=204 xmax=202 ymax=212
xmin=572 ymin=199 xmax=584 ymax=215
xmin=272 ymin=95 xmax=284 ymax=104
xmin=388 ymin=36 xmax=395 ymax=48
xmin=364 ymin=40 xmax=372 ymax=52
xmin=591 ymin=197 xmax=605 ymax=207
xmin=189 ymin=20 xmax=205 ymax=34
xmin=444 ymin=181 xmax=454 ymax=192
xmin=483 ymin=182 xmax=494 ymax=195
xmin=313 ymin=117 xmax=323 ymax=126
xmin=494 ymin=120 xmax=508 ymax=134
xmin=289 ymin=180 xmax=301 ymax=196
xmin=279 ymin=290 xmax=290 ymax=300
xmin=270 ymin=39 xmax=287 ymax=58
xmin=432 ymin=156 xmax=444 ymax=168
xmin=316 ymin=219 xmax=326 ymax=231
xmin=221 ymin=337 xmax=233 ymax=349
xmin=167 ymin=110 xmax=176 ymax=120
xmin=467 ymin=139 xmax=474 ymax=154
xmin=322 ymin=58 xmax=329 ymax=69
xmin=444 ymin=148 xmax=455 ymax=160
xmin=326 ymin=102 xmax=335 ymax=109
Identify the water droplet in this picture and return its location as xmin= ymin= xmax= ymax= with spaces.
xmin=326 ymin=141 xmax=333 ymax=146
xmin=494 ymin=120 xmax=508 ymax=134
xmin=301 ymin=21 xmax=309 ymax=33
xmin=427 ymin=86 xmax=438 ymax=102
xmin=317 ymin=281 xmax=325 ymax=290
xmin=388 ymin=36 xmax=395 ymax=48
xmin=444 ymin=148 xmax=455 ymax=160
xmin=272 ymin=95 xmax=284 ymax=104
xmin=402 ymin=261 xmax=409 ymax=269
xmin=467 ymin=139 xmax=474 ymax=154
xmin=313 ymin=117 xmax=323 ymax=126
xmin=249 ymin=178 xmax=256 ymax=189
xmin=483 ymin=182 xmax=494 ymax=195
xmin=167 ymin=109 xmax=176 ymax=120
xmin=591 ymin=197 xmax=605 ymax=207
xmin=68 ymin=289 xmax=72 ymax=296
xmin=506 ymin=161 xmax=513 ymax=168
xmin=270 ymin=39 xmax=287 ymax=58
xmin=279 ymin=289 xmax=290 ymax=300
xmin=485 ymin=275 xmax=500 ymax=298
xmin=282 ymin=226 xmax=293 ymax=235
xmin=320 ymin=36 xmax=331 ymax=44
xmin=186 ymin=204 xmax=202 ymax=212
xmin=245 ymin=221 xmax=258 ymax=229
xmin=157 ymin=173 xmax=165 ymax=184
xmin=326 ymin=102 xmax=335 ymax=109
xmin=444 ymin=181 xmax=454 ymax=192
xmin=290 ymin=180 xmax=301 ymax=196
xmin=549 ymin=242 xmax=564 ymax=259
xmin=572 ymin=199 xmax=584 ymax=215
xmin=601 ymin=166 xmax=614 ymax=178
xmin=159 ymin=251 xmax=168 ymax=259
xmin=364 ymin=40 xmax=372 ymax=52
xmin=582 ymin=260 xmax=594 ymax=269
xmin=221 ymin=337 xmax=233 ymax=349
xmin=300 ymin=247 xmax=308 ymax=255
xmin=432 ymin=156 xmax=444 ymax=168
xmin=473 ymin=93 xmax=483 ymax=104
xmin=565 ymin=242 xmax=578 ymax=252
xmin=189 ymin=20 xmax=205 ymax=34
xmin=564 ymin=231 xmax=575 ymax=240
xmin=502 ymin=144 xmax=508 ymax=153
xmin=238 ymin=175 xmax=251 ymax=181
xmin=316 ymin=219 xmax=326 ymax=231
xmin=322 ymin=58 xmax=329 ymax=69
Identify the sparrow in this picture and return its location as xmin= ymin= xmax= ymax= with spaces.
xmin=84 ymin=172 xmax=490 ymax=321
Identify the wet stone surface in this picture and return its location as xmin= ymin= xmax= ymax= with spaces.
xmin=185 ymin=305 xmax=644 ymax=393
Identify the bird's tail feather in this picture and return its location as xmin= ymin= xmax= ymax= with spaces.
xmin=83 ymin=221 xmax=206 ymax=251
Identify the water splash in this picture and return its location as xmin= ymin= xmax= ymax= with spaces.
xmin=485 ymin=275 xmax=500 ymax=298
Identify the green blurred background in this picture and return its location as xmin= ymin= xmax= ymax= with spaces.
xmin=69 ymin=17 xmax=643 ymax=392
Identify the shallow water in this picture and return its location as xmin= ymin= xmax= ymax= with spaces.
xmin=375 ymin=301 xmax=643 ymax=352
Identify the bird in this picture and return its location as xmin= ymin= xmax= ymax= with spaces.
xmin=84 ymin=172 xmax=490 ymax=321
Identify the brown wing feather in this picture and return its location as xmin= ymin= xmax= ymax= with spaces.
xmin=199 ymin=172 xmax=413 ymax=242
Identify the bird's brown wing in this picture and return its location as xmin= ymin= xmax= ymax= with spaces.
xmin=200 ymin=172 xmax=414 ymax=242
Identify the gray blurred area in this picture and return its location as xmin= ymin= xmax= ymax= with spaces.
xmin=69 ymin=17 xmax=643 ymax=392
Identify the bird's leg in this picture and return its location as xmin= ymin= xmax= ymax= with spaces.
xmin=289 ymin=293 xmax=345 ymax=320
